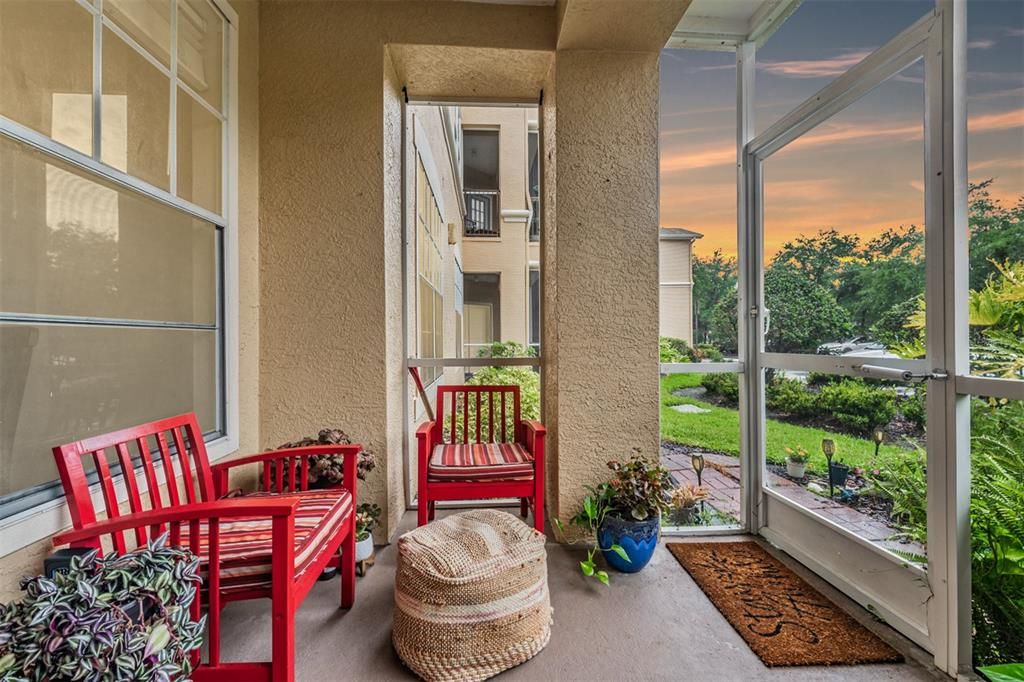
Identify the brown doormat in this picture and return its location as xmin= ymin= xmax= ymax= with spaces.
xmin=666 ymin=542 xmax=904 ymax=667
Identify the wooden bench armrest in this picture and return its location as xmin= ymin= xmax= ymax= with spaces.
xmin=522 ymin=420 xmax=546 ymax=437
xmin=210 ymin=445 xmax=361 ymax=498
xmin=415 ymin=420 xmax=437 ymax=441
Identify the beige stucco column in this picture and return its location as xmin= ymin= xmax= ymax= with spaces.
xmin=543 ymin=48 xmax=663 ymax=528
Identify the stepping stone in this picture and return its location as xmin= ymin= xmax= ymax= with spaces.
xmin=671 ymin=404 xmax=711 ymax=414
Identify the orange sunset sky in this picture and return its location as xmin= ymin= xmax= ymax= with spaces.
xmin=659 ymin=0 xmax=1024 ymax=259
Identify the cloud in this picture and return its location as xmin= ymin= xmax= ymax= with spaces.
xmin=759 ymin=50 xmax=872 ymax=78
xmin=969 ymin=86 xmax=1024 ymax=102
xmin=661 ymin=145 xmax=735 ymax=172
xmin=968 ymin=39 xmax=996 ymax=50
xmin=968 ymin=108 xmax=1024 ymax=133
xmin=969 ymin=156 xmax=1024 ymax=172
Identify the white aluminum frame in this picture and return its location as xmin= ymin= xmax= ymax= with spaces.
xmin=741 ymin=4 xmax=980 ymax=673
xmin=0 ymin=0 xmax=239 ymax=558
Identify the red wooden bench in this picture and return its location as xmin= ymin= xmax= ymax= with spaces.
xmin=50 ymin=413 xmax=360 ymax=682
xmin=416 ymin=384 xmax=546 ymax=533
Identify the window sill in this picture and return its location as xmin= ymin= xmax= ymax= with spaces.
xmin=0 ymin=433 xmax=240 ymax=560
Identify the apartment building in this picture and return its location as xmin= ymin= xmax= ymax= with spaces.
xmin=410 ymin=104 xmax=698 ymax=377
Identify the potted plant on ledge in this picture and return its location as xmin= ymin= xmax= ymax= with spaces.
xmin=785 ymin=446 xmax=809 ymax=479
xmin=596 ymin=455 xmax=674 ymax=574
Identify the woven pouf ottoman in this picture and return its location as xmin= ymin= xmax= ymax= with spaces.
xmin=393 ymin=509 xmax=552 ymax=682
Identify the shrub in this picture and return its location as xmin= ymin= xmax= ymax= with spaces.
xmin=820 ymin=379 xmax=897 ymax=434
xmin=477 ymin=341 xmax=536 ymax=358
xmin=766 ymin=377 xmax=818 ymax=417
xmin=659 ymin=336 xmax=692 ymax=363
xmin=901 ymin=385 xmax=927 ymax=430
xmin=0 ymin=535 xmax=205 ymax=682
xmin=695 ymin=344 xmax=724 ymax=361
xmin=700 ymin=373 xmax=739 ymax=406
xmin=446 ymin=365 xmax=541 ymax=441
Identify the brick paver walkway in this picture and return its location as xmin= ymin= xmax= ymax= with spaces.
xmin=661 ymin=446 xmax=926 ymax=557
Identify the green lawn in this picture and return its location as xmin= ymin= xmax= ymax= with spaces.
xmin=660 ymin=374 xmax=917 ymax=475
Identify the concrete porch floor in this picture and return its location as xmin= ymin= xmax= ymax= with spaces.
xmin=218 ymin=510 xmax=945 ymax=681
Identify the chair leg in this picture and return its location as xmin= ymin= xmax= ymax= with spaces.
xmin=340 ymin=522 xmax=355 ymax=609
xmin=428 ymin=501 xmax=436 ymax=521
xmin=533 ymin=483 xmax=545 ymax=535
xmin=271 ymin=591 xmax=296 ymax=682
xmin=418 ymin=492 xmax=430 ymax=527
xmin=520 ymin=498 xmax=528 ymax=518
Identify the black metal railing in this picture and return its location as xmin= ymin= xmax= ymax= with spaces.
xmin=464 ymin=191 xmax=499 ymax=236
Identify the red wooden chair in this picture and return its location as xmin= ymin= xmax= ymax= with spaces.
xmin=50 ymin=413 xmax=360 ymax=682
xmin=416 ymin=385 xmax=546 ymax=533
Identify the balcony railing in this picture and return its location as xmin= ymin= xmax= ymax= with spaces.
xmin=529 ymin=196 xmax=540 ymax=241
xmin=464 ymin=190 xmax=499 ymax=237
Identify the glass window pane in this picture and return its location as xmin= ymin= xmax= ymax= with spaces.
xmin=660 ymin=49 xmax=737 ymax=358
xmin=0 ymin=325 xmax=216 ymax=500
xmin=177 ymin=87 xmax=222 ymax=213
xmin=102 ymin=27 xmax=171 ymax=189
xmin=177 ymin=0 xmax=223 ymax=113
xmin=463 ymin=130 xmax=499 ymax=190
xmin=755 ymin=0 xmax=933 ymax=134
xmin=966 ymin=0 xmax=1024 ymax=382
xmin=0 ymin=135 xmax=217 ymax=325
xmin=103 ymin=0 xmax=172 ymax=68
xmin=0 ymin=0 xmax=93 ymax=155
xmin=762 ymin=59 xmax=925 ymax=357
xmin=661 ymin=372 xmax=742 ymax=529
xmin=762 ymin=370 xmax=926 ymax=560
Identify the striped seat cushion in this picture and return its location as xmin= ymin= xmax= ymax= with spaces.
xmin=185 ymin=488 xmax=352 ymax=594
xmin=428 ymin=443 xmax=535 ymax=482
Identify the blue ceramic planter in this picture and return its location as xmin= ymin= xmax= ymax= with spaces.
xmin=598 ymin=514 xmax=660 ymax=573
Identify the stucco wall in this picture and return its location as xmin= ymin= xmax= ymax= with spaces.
xmin=258 ymin=1 xmax=555 ymax=540
xmin=547 ymin=49 xmax=662 ymax=524
xmin=0 ymin=0 xmax=262 ymax=602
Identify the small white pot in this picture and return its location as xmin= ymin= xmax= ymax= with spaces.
xmin=786 ymin=460 xmax=807 ymax=478
xmin=354 ymin=535 xmax=374 ymax=562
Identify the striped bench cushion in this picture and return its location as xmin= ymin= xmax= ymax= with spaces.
xmin=428 ymin=443 xmax=535 ymax=482
xmin=184 ymin=488 xmax=352 ymax=594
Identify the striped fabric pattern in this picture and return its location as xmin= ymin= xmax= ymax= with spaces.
xmin=428 ymin=443 xmax=534 ymax=482
xmin=184 ymin=488 xmax=352 ymax=594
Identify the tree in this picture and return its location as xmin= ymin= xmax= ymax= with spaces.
xmin=691 ymin=249 xmax=737 ymax=345
xmin=764 ymin=265 xmax=853 ymax=353
xmin=770 ymin=228 xmax=859 ymax=287
xmin=840 ymin=225 xmax=924 ymax=332
xmin=707 ymin=287 xmax=738 ymax=355
xmin=968 ymin=180 xmax=1024 ymax=290
xmin=870 ymin=296 xmax=921 ymax=347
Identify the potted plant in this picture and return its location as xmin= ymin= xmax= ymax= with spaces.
xmin=669 ymin=483 xmax=708 ymax=525
xmin=275 ymin=428 xmax=376 ymax=488
xmin=554 ymin=483 xmax=628 ymax=585
xmin=785 ymin=446 xmax=809 ymax=478
xmin=596 ymin=455 xmax=675 ymax=574
xmin=0 ymin=535 xmax=205 ymax=681
xmin=354 ymin=503 xmax=381 ymax=563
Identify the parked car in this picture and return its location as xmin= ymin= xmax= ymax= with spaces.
xmin=817 ymin=335 xmax=885 ymax=355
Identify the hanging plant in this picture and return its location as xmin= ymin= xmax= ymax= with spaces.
xmin=0 ymin=534 xmax=205 ymax=682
